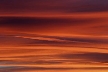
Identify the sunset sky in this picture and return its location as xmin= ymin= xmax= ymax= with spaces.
xmin=0 ymin=0 xmax=108 ymax=72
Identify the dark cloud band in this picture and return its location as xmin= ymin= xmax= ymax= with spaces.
xmin=0 ymin=0 xmax=108 ymax=13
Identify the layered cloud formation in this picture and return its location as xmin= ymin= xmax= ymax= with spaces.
xmin=0 ymin=0 xmax=108 ymax=72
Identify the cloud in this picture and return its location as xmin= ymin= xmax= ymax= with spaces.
xmin=0 ymin=34 xmax=108 ymax=48
xmin=0 ymin=0 xmax=108 ymax=71
xmin=59 ymin=52 xmax=108 ymax=64
xmin=0 ymin=16 xmax=107 ymax=36
xmin=0 ymin=65 xmax=108 ymax=72
xmin=0 ymin=47 xmax=108 ymax=65
xmin=0 ymin=35 xmax=37 ymax=46
xmin=0 ymin=0 xmax=108 ymax=14
xmin=0 ymin=16 xmax=99 ymax=27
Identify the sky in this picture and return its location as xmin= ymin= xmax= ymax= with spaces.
xmin=0 ymin=0 xmax=108 ymax=72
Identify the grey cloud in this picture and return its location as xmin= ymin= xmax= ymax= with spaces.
xmin=0 ymin=66 xmax=108 ymax=72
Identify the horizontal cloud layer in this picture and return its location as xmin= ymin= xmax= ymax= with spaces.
xmin=0 ymin=16 xmax=108 ymax=35
xmin=0 ymin=0 xmax=108 ymax=72
xmin=0 ymin=34 xmax=108 ymax=48
xmin=0 ymin=65 xmax=108 ymax=72
xmin=0 ymin=0 xmax=108 ymax=14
